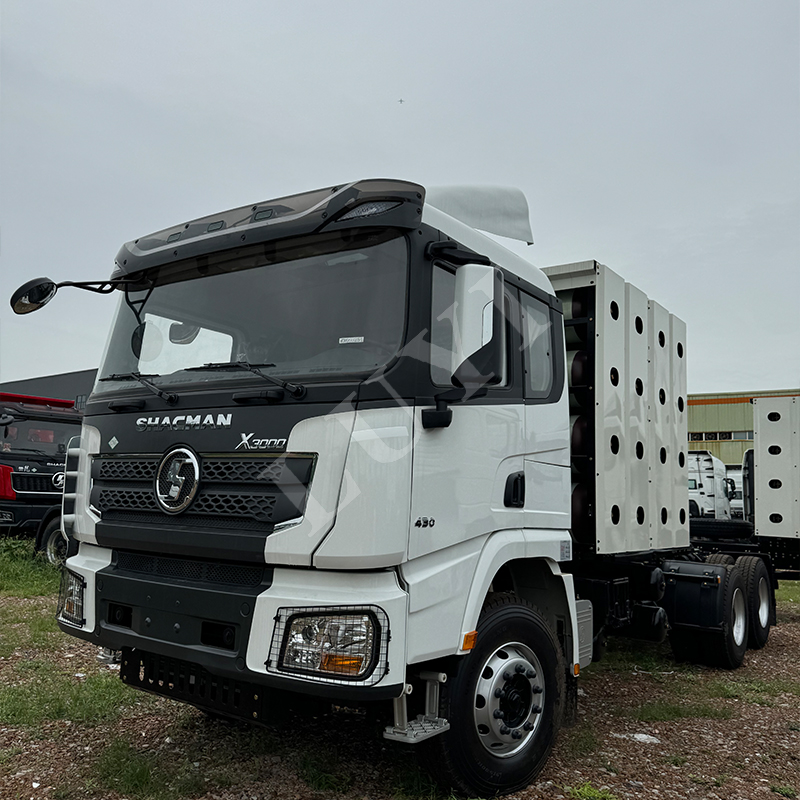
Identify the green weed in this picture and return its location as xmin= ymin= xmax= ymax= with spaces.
xmin=568 ymin=783 xmax=621 ymax=800
xmin=560 ymin=721 xmax=601 ymax=757
xmin=771 ymin=786 xmax=797 ymax=799
xmin=0 ymin=537 xmax=60 ymax=596
xmin=775 ymin=581 xmax=800 ymax=604
xmin=298 ymin=751 xmax=354 ymax=793
xmin=665 ymin=754 xmax=688 ymax=766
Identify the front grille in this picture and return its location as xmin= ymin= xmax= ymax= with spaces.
xmin=92 ymin=453 xmax=313 ymax=532
xmin=115 ymin=550 xmax=265 ymax=586
xmin=12 ymin=474 xmax=61 ymax=494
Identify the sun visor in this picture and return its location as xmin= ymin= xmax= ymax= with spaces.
xmin=425 ymin=186 xmax=534 ymax=244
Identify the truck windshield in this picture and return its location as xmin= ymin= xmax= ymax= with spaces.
xmin=2 ymin=419 xmax=75 ymax=458
xmin=95 ymin=228 xmax=408 ymax=392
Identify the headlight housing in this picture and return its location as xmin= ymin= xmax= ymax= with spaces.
xmin=268 ymin=605 xmax=388 ymax=685
xmin=57 ymin=569 xmax=86 ymax=627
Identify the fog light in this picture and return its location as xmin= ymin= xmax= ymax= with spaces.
xmin=0 ymin=511 xmax=13 ymax=523
xmin=57 ymin=569 xmax=86 ymax=627
xmin=270 ymin=606 xmax=388 ymax=684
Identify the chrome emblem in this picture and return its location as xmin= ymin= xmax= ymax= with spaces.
xmin=52 ymin=472 xmax=65 ymax=490
xmin=155 ymin=447 xmax=199 ymax=514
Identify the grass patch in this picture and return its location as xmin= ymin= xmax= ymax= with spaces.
xmin=0 ymin=537 xmax=60 ymax=596
xmin=559 ymin=721 xmax=601 ymax=757
xmin=707 ymin=677 xmax=800 ymax=706
xmin=298 ymin=750 xmax=354 ymax=793
xmin=584 ymin=637 xmax=696 ymax=677
xmin=776 ymin=581 xmax=800 ymax=604
xmin=568 ymin=783 xmax=620 ymax=800
xmin=665 ymin=754 xmax=688 ymax=766
xmin=0 ymin=668 xmax=144 ymax=725
xmin=0 ymin=601 xmax=62 ymax=658
xmin=630 ymin=701 xmax=732 ymax=722
xmin=771 ymin=787 xmax=798 ymax=799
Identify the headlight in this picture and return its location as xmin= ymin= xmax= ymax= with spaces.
xmin=57 ymin=569 xmax=86 ymax=627
xmin=269 ymin=606 xmax=388 ymax=684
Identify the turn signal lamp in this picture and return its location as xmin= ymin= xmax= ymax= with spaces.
xmin=57 ymin=570 xmax=86 ymax=627
xmin=462 ymin=630 xmax=478 ymax=651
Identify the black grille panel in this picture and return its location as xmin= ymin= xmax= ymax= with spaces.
xmin=115 ymin=550 xmax=265 ymax=586
xmin=92 ymin=453 xmax=312 ymax=534
xmin=12 ymin=474 xmax=61 ymax=494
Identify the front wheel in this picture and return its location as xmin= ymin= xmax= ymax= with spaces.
xmin=419 ymin=594 xmax=564 ymax=797
xmin=36 ymin=518 xmax=67 ymax=566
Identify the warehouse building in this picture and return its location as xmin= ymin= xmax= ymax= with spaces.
xmin=688 ymin=388 xmax=800 ymax=465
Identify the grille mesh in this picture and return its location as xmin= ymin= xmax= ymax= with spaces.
xmin=12 ymin=474 xmax=61 ymax=493
xmin=115 ymin=550 xmax=265 ymax=586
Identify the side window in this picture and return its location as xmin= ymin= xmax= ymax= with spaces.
xmin=430 ymin=264 xmax=510 ymax=388
xmin=520 ymin=292 xmax=554 ymax=398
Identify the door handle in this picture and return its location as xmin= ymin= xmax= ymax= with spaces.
xmin=504 ymin=472 xmax=525 ymax=508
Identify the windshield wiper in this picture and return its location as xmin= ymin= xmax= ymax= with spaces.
xmin=185 ymin=361 xmax=306 ymax=399
xmin=99 ymin=372 xmax=178 ymax=405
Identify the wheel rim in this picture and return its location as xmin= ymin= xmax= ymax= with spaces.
xmin=472 ymin=641 xmax=544 ymax=757
xmin=731 ymin=587 xmax=746 ymax=646
xmin=46 ymin=529 xmax=68 ymax=566
xmin=757 ymin=576 xmax=770 ymax=628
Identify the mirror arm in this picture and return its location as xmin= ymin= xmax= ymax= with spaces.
xmin=56 ymin=277 xmax=151 ymax=295
xmin=425 ymin=241 xmax=491 ymax=266
xmin=421 ymin=386 xmax=488 ymax=430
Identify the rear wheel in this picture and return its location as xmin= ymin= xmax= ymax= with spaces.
xmin=735 ymin=556 xmax=772 ymax=649
xmin=419 ymin=594 xmax=564 ymax=797
xmin=705 ymin=553 xmax=735 ymax=566
xmin=704 ymin=565 xmax=748 ymax=669
xmin=35 ymin=518 xmax=67 ymax=566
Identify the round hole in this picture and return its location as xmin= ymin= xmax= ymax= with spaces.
xmin=478 ymin=724 xmax=490 ymax=735
xmin=611 ymin=505 xmax=620 ymax=525
xmin=658 ymin=331 xmax=665 ymax=347
xmin=610 ymin=367 xmax=619 ymax=387
xmin=768 ymin=445 xmax=782 ymax=456
xmin=636 ymin=441 xmax=644 ymax=460
xmin=680 ymin=508 xmax=687 ymax=524
xmin=659 ymin=388 xmax=666 ymax=405
xmin=482 ymin=665 xmax=493 ymax=679
xmin=475 ymin=694 xmax=486 ymax=709
xmin=610 ymin=301 xmax=620 ymax=320
xmin=635 ymin=378 xmax=644 ymax=396
xmin=610 ymin=435 xmax=620 ymax=455
xmin=768 ymin=412 xmax=781 ymax=422
xmin=769 ymin=479 xmax=783 ymax=489
xmin=678 ymin=397 xmax=685 ymax=413
xmin=770 ymin=513 xmax=783 ymax=524
xmin=661 ymin=507 xmax=668 ymax=524
xmin=636 ymin=506 xmax=645 ymax=525
xmin=635 ymin=316 xmax=644 ymax=335
xmin=677 ymin=342 xmax=684 ymax=358
xmin=660 ymin=447 xmax=667 ymax=464
xmin=679 ymin=452 xmax=685 ymax=468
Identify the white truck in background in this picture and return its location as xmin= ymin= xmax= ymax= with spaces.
xmin=726 ymin=464 xmax=744 ymax=519
xmin=687 ymin=450 xmax=734 ymax=519
xmin=10 ymin=179 xmax=777 ymax=796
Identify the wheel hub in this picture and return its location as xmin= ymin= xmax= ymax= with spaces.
xmin=473 ymin=642 xmax=544 ymax=757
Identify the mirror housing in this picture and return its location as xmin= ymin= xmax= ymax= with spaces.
xmin=10 ymin=278 xmax=58 ymax=315
xmin=450 ymin=264 xmax=504 ymax=389
xmin=169 ymin=322 xmax=201 ymax=345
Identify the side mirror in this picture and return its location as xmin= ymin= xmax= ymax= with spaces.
xmin=10 ymin=278 xmax=58 ymax=314
xmin=450 ymin=264 xmax=504 ymax=389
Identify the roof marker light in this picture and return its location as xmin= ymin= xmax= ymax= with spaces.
xmin=339 ymin=201 xmax=401 ymax=221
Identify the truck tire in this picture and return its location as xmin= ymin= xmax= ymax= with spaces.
xmin=35 ymin=517 xmax=67 ymax=566
xmin=419 ymin=593 xmax=564 ymax=797
xmin=703 ymin=565 xmax=748 ymax=669
xmin=735 ymin=556 xmax=772 ymax=649
xmin=705 ymin=554 xmax=735 ymax=566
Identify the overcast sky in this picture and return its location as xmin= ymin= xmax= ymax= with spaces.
xmin=1 ymin=1 xmax=798 ymax=394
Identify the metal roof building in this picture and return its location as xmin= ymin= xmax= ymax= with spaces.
xmin=688 ymin=388 xmax=800 ymax=465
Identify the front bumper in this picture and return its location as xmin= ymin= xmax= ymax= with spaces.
xmin=0 ymin=501 xmax=52 ymax=531
xmin=58 ymin=544 xmax=407 ymax=702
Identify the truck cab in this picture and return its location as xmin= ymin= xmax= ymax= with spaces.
xmin=688 ymin=450 xmax=732 ymax=519
xmin=0 ymin=393 xmax=82 ymax=561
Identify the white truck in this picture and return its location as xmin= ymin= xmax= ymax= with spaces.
xmin=9 ymin=180 xmax=771 ymax=797
xmin=726 ymin=464 xmax=744 ymax=519
xmin=687 ymin=450 xmax=734 ymax=519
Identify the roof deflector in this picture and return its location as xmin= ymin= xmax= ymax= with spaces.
xmin=425 ymin=186 xmax=534 ymax=245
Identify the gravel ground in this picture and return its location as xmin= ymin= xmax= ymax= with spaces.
xmin=1 ymin=593 xmax=798 ymax=800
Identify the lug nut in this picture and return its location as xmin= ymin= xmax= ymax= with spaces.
xmin=493 ymin=709 xmax=505 ymax=719
xmin=494 ymin=688 xmax=505 ymax=698
xmin=500 ymin=725 xmax=510 ymax=735
xmin=532 ymin=685 xmax=543 ymax=694
xmin=503 ymin=671 xmax=513 ymax=681
xmin=523 ymin=721 xmax=534 ymax=731
xmin=511 ymin=729 xmax=522 ymax=739
xmin=526 ymin=668 xmax=536 ymax=678
xmin=532 ymin=704 xmax=542 ymax=714
xmin=515 ymin=664 xmax=526 ymax=674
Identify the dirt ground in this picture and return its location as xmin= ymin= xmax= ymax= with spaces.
xmin=1 ymin=592 xmax=798 ymax=800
